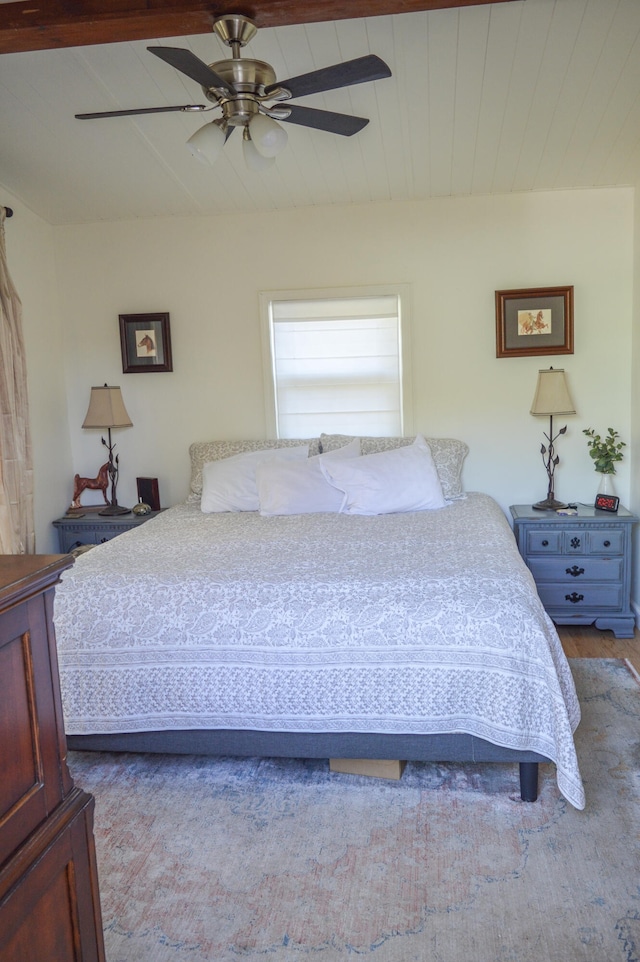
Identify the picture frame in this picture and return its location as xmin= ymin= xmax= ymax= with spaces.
xmin=119 ymin=312 xmax=173 ymax=373
xmin=495 ymin=286 xmax=573 ymax=359
xmin=136 ymin=477 xmax=161 ymax=512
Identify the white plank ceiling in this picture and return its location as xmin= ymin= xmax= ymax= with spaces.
xmin=1 ymin=0 xmax=639 ymax=225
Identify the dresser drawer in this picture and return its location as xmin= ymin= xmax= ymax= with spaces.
xmin=537 ymin=583 xmax=622 ymax=610
xmin=527 ymin=557 xmax=623 ymax=583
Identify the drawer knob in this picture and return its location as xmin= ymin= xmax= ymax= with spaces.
xmin=566 ymin=565 xmax=585 ymax=578
xmin=541 ymin=539 xmax=549 ymax=547
xmin=565 ymin=592 xmax=584 ymax=604
xmin=570 ymin=537 xmax=581 ymax=549
xmin=603 ymin=540 xmax=611 ymax=548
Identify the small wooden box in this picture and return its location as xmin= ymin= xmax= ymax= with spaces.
xmin=329 ymin=758 xmax=406 ymax=780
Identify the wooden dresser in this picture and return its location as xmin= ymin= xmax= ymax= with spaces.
xmin=0 ymin=555 xmax=105 ymax=962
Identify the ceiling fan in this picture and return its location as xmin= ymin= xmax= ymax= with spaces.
xmin=75 ymin=14 xmax=392 ymax=170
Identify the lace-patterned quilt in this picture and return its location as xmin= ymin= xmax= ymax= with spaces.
xmin=54 ymin=493 xmax=584 ymax=808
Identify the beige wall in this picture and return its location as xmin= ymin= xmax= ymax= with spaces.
xmin=3 ymin=185 xmax=635 ymax=558
xmin=1 ymin=189 xmax=71 ymax=552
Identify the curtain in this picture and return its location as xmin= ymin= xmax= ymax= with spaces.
xmin=0 ymin=208 xmax=34 ymax=553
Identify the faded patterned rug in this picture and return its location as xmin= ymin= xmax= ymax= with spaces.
xmin=69 ymin=659 xmax=640 ymax=962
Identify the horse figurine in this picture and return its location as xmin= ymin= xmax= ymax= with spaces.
xmin=70 ymin=462 xmax=110 ymax=510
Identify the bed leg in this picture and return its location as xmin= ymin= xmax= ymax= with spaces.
xmin=519 ymin=762 xmax=539 ymax=802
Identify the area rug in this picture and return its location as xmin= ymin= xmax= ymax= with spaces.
xmin=68 ymin=658 xmax=640 ymax=962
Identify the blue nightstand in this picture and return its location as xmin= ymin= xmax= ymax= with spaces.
xmin=53 ymin=511 xmax=160 ymax=554
xmin=511 ymin=503 xmax=638 ymax=638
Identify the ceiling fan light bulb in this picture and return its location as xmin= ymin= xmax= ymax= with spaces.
xmin=242 ymin=133 xmax=275 ymax=171
xmin=249 ymin=113 xmax=288 ymax=158
xmin=186 ymin=120 xmax=226 ymax=164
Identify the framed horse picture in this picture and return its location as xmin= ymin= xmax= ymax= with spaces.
xmin=119 ymin=313 xmax=173 ymax=373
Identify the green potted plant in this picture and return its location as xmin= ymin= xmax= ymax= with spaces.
xmin=583 ymin=427 xmax=625 ymax=496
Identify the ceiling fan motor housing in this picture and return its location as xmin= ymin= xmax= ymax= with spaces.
xmin=204 ymin=59 xmax=278 ymax=125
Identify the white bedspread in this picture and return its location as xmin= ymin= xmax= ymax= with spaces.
xmin=54 ymin=493 xmax=585 ymax=808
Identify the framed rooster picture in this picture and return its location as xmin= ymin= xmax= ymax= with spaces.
xmin=495 ymin=286 xmax=573 ymax=358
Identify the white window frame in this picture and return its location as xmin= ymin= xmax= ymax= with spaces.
xmin=259 ymin=284 xmax=413 ymax=439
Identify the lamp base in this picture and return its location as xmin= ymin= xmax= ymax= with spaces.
xmin=532 ymin=497 xmax=568 ymax=511
xmin=99 ymin=504 xmax=131 ymax=516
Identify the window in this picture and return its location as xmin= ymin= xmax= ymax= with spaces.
xmin=260 ymin=286 xmax=412 ymax=439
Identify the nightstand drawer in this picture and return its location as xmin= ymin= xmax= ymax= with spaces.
xmin=55 ymin=524 xmax=117 ymax=553
xmin=526 ymin=530 xmax=562 ymax=553
xmin=562 ymin=529 xmax=623 ymax=554
xmin=583 ymin=530 xmax=624 ymax=554
xmin=528 ymin=557 xmax=623 ymax=583
xmin=537 ymin=583 xmax=622 ymax=610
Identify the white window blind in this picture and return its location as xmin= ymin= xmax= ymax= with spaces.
xmin=262 ymin=290 xmax=409 ymax=439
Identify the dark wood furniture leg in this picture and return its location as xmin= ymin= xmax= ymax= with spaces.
xmin=519 ymin=762 xmax=539 ymax=802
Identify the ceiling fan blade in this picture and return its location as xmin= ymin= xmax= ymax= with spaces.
xmin=147 ymin=46 xmax=236 ymax=96
xmin=281 ymin=105 xmax=369 ymax=137
xmin=265 ymin=55 xmax=391 ymax=100
xmin=75 ymin=104 xmax=209 ymax=120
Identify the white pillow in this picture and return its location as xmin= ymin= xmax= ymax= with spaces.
xmin=257 ymin=439 xmax=361 ymax=516
xmin=201 ymin=446 xmax=309 ymax=512
xmin=320 ymin=433 xmax=468 ymax=500
xmin=187 ymin=438 xmax=320 ymax=504
xmin=319 ymin=435 xmax=446 ymax=515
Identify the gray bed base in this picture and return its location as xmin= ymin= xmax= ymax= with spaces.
xmin=67 ymin=729 xmax=547 ymax=802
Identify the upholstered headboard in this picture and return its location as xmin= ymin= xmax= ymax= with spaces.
xmin=186 ymin=434 xmax=468 ymax=503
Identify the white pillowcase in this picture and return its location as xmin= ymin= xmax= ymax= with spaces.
xmin=201 ymin=446 xmax=309 ymax=512
xmin=257 ymin=438 xmax=361 ymax=516
xmin=319 ymin=434 xmax=446 ymax=515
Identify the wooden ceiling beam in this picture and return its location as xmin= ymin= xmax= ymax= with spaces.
xmin=0 ymin=1 xmax=516 ymax=55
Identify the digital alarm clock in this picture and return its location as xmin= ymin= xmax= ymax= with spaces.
xmin=594 ymin=493 xmax=620 ymax=513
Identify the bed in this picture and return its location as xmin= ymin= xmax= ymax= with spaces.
xmin=54 ymin=434 xmax=585 ymax=810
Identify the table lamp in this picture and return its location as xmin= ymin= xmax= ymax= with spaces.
xmin=530 ymin=367 xmax=576 ymax=511
xmin=82 ymin=384 xmax=133 ymax=515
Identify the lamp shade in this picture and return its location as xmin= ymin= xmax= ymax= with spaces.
xmin=249 ymin=113 xmax=288 ymax=158
xmin=242 ymin=129 xmax=275 ymax=171
xmin=530 ymin=368 xmax=576 ymax=417
xmin=187 ymin=120 xmax=226 ymax=164
xmin=82 ymin=385 xmax=132 ymax=429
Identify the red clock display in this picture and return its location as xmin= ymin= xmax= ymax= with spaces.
xmin=594 ymin=493 xmax=620 ymax=513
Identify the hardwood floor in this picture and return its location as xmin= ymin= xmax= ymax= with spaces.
xmin=556 ymin=623 xmax=640 ymax=675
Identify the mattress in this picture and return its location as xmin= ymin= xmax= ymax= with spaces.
xmin=53 ymin=492 xmax=585 ymax=808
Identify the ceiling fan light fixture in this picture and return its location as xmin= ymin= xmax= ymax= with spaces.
xmin=186 ymin=118 xmax=226 ymax=164
xmin=242 ymin=129 xmax=275 ymax=171
xmin=249 ymin=113 xmax=288 ymax=158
